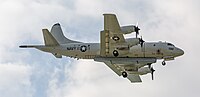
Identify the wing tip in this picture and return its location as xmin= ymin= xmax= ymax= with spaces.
xmin=103 ymin=13 xmax=116 ymax=16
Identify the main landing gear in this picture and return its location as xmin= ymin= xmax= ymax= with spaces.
xmin=122 ymin=71 xmax=128 ymax=78
xmin=162 ymin=61 xmax=166 ymax=66
xmin=113 ymin=50 xmax=119 ymax=57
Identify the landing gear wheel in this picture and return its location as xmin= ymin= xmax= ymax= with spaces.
xmin=162 ymin=61 xmax=166 ymax=66
xmin=113 ymin=50 xmax=119 ymax=57
xmin=122 ymin=71 xmax=128 ymax=78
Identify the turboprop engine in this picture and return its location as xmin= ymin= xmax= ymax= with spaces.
xmin=120 ymin=25 xmax=145 ymax=47
xmin=112 ymin=38 xmax=140 ymax=57
xmin=120 ymin=25 xmax=140 ymax=34
xmin=125 ymin=38 xmax=140 ymax=47
xmin=120 ymin=25 xmax=135 ymax=34
xmin=137 ymin=67 xmax=151 ymax=75
xmin=115 ymin=38 xmax=139 ymax=50
xmin=137 ymin=67 xmax=155 ymax=80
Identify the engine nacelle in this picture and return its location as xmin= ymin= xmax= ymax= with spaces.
xmin=120 ymin=25 xmax=135 ymax=34
xmin=125 ymin=38 xmax=140 ymax=47
xmin=138 ymin=67 xmax=151 ymax=75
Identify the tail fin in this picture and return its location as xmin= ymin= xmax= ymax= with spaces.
xmin=50 ymin=23 xmax=80 ymax=44
xmin=42 ymin=29 xmax=59 ymax=46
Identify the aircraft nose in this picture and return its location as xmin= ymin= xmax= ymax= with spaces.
xmin=176 ymin=48 xmax=184 ymax=56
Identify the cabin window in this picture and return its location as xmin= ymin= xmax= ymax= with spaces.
xmin=167 ymin=43 xmax=174 ymax=46
xmin=157 ymin=49 xmax=161 ymax=54
xmin=169 ymin=47 xmax=174 ymax=50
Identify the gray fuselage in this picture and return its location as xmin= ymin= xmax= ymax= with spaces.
xmin=40 ymin=41 xmax=183 ymax=60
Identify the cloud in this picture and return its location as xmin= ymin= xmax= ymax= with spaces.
xmin=0 ymin=63 xmax=32 ymax=97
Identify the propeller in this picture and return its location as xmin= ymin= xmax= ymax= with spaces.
xmin=133 ymin=22 xmax=140 ymax=38
xmin=134 ymin=26 xmax=140 ymax=38
xmin=133 ymin=23 xmax=145 ymax=47
xmin=139 ymin=36 xmax=145 ymax=47
xmin=150 ymin=67 xmax=155 ymax=80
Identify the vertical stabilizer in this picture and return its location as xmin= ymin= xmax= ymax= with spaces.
xmin=42 ymin=29 xmax=59 ymax=46
xmin=50 ymin=23 xmax=79 ymax=44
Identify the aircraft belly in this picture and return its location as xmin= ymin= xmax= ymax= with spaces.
xmin=51 ymin=43 xmax=100 ymax=59
xmin=130 ymin=45 xmax=145 ymax=57
xmin=94 ymin=57 xmax=156 ymax=64
xmin=130 ymin=43 xmax=163 ymax=59
xmin=59 ymin=49 xmax=99 ymax=59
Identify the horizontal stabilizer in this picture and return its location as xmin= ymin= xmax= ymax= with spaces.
xmin=19 ymin=45 xmax=41 ymax=48
xmin=42 ymin=29 xmax=59 ymax=46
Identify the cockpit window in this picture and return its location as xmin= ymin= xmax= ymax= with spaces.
xmin=169 ymin=47 xmax=174 ymax=50
xmin=167 ymin=43 xmax=174 ymax=46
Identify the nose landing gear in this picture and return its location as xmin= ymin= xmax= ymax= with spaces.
xmin=162 ymin=61 xmax=166 ymax=66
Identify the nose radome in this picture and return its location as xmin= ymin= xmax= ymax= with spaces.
xmin=177 ymin=48 xmax=184 ymax=56
xmin=180 ymin=49 xmax=184 ymax=55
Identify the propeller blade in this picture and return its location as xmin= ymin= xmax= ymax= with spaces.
xmin=135 ymin=26 xmax=140 ymax=34
xmin=150 ymin=67 xmax=155 ymax=80
xmin=139 ymin=36 xmax=145 ymax=47
xmin=148 ymin=63 xmax=151 ymax=68
xmin=134 ymin=25 xmax=140 ymax=38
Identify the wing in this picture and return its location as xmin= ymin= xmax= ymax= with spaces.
xmin=101 ymin=14 xmax=127 ymax=56
xmin=104 ymin=61 xmax=122 ymax=76
xmin=94 ymin=57 xmax=157 ymax=83
xmin=127 ymin=74 xmax=142 ymax=83
xmin=103 ymin=14 xmax=125 ymax=42
xmin=104 ymin=61 xmax=142 ymax=83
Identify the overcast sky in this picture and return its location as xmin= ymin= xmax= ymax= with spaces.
xmin=0 ymin=0 xmax=200 ymax=97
